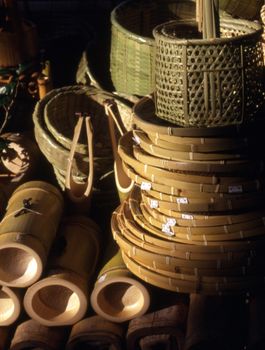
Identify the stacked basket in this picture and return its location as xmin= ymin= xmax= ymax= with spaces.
xmin=111 ymin=1 xmax=265 ymax=295
xmin=33 ymin=85 xmax=133 ymax=205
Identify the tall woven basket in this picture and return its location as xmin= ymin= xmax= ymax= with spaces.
xmin=153 ymin=17 xmax=264 ymax=127
xmin=110 ymin=0 xmax=195 ymax=96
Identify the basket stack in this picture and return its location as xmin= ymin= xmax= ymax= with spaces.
xmin=111 ymin=95 xmax=265 ymax=295
xmin=33 ymin=85 xmax=133 ymax=203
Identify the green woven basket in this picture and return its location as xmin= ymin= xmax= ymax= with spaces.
xmin=153 ymin=17 xmax=264 ymax=127
xmin=110 ymin=0 xmax=195 ymax=96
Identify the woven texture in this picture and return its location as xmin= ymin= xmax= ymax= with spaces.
xmin=110 ymin=0 xmax=195 ymax=96
xmin=154 ymin=18 xmax=264 ymax=127
xmin=33 ymin=85 xmax=133 ymax=191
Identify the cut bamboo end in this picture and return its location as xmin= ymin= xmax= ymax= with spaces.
xmin=91 ymin=269 xmax=150 ymax=323
xmin=0 ymin=236 xmax=45 ymax=288
xmin=24 ymin=272 xmax=88 ymax=326
xmin=0 ymin=286 xmax=21 ymax=326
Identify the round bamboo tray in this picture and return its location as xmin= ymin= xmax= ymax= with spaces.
xmin=110 ymin=0 xmax=195 ymax=96
xmin=0 ymin=286 xmax=21 ymax=326
xmin=0 ymin=181 xmax=63 ymax=288
xmin=133 ymin=95 xmax=259 ymax=137
xmin=24 ymin=216 xmax=101 ymax=326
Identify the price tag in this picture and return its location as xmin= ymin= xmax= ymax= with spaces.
xmin=166 ymin=218 xmax=177 ymax=226
xmin=150 ymin=199 xmax=159 ymax=209
xmin=182 ymin=213 xmax=194 ymax=220
xmin=176 ymin=197 xmax=188 ymax=204
xmin=141 ymin=182 xmax=151 ymax=191
xmin=228 ymin=185 xmax=243 ymax=193
xmin=162 ymin=223 xmax=174 ymax=236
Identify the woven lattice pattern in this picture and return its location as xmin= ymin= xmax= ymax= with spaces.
xmin=154 ymin=18 xmax=264 ymax=127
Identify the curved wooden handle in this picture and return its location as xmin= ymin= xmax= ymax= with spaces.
xmin=65 ymin=114 xmax=94 ymax=202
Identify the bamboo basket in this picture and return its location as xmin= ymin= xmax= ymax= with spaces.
xmin=24 ymin=216 xmax=101 ymax=326
xmin=33 ymin=85 xmax=134 ymax=194
xmin=153 ymin=17 xmax=264 ymax=127
xmin=0 ymin=286 xmax=21 ymax=326
xmin=90 ymin=239 xmax=150 ymax=323
xmin=0 ymin=20 xmax=38 ymax=68
xmin=10 ymin=319 xmax=68 ymax=350
xmin=110 ymin=0 xmax=195 ymax=96
xmin=0 ymin=181 xmax=63 ymax=288
xmin=219 ymin=0 xmax=264 ymax=20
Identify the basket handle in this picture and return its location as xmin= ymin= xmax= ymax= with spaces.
xmin=65 ymin=113 xmax=94 ymax=202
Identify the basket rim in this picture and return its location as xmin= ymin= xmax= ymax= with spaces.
xmin=153 ymin=17 xmax=262 ymax=45
xmin=111 ymin=0 xmax=196 ymax=45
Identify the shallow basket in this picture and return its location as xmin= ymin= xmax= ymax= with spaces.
xmin=153 ymin=17 xmax=264 ymax=127
xmin=110 ymin=0 xmax=195 ymax=96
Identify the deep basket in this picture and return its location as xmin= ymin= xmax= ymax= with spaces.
xmin=110 ymin=0 xmax=195 ymax=96
xmin=153 ymin=17 xmax=264 ymax=127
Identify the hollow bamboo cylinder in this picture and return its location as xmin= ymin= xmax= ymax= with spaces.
xmin=9 ymin=318 xmax=68 ymax=350
xmin=90 ymin=240 xmax=150 ymax=323
xmin=0 ymin=286 xmax=22 ymax=326
xmin=0 ymin=181 xmax=63 ymax=288
xmin=24 ymin=216 xmax=101 ymax=326
xmin=66 ymin=315 xmax=125 ymax=350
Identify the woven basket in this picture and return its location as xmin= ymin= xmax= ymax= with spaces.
xmin=110 ymin=0 xmax=195 ymax=96
xmin=153 ymin=17 xmax=264 ymax=127
xmin=219 ymin=0 xmax=264 ymax=20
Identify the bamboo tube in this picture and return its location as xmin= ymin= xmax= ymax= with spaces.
xmin=24 ymin=216 xmax=101 ymax=326
xmin=0 ymin=286 xmax=21 ymax=326
xmin=9 ymin=319 xmax=68 ymax=350
xmin=66 ymin=315 xmax=125 ymax=350
xmin=0 ymin=181 xmax=63 ymax=288
xmin=37 ymin=61 xmax=53 ymax=100
xmin=90 ymin=239 xmax=150 ymax=323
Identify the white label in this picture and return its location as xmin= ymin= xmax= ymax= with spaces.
xmin=141 ymin=182 xmax=151 ymax=191
xmin=150 ymin=199 xmax=159 ymax=209
xmin=98 ymin=274 xmax=107 ymax=283
xmin=132 ymin=135 xmax=141 ymax=145
xmin=228 ymin=185 xmax=243 ymax=193
xmin=176 ymin=197 xmax=188 ymax=204
xmin=181 ymin=213 xmax=194 ymax=220
xmin=162 ymin=223 xmax=174 ymax=236
xmin=166 ymin=218 xmax=177 ymax=226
